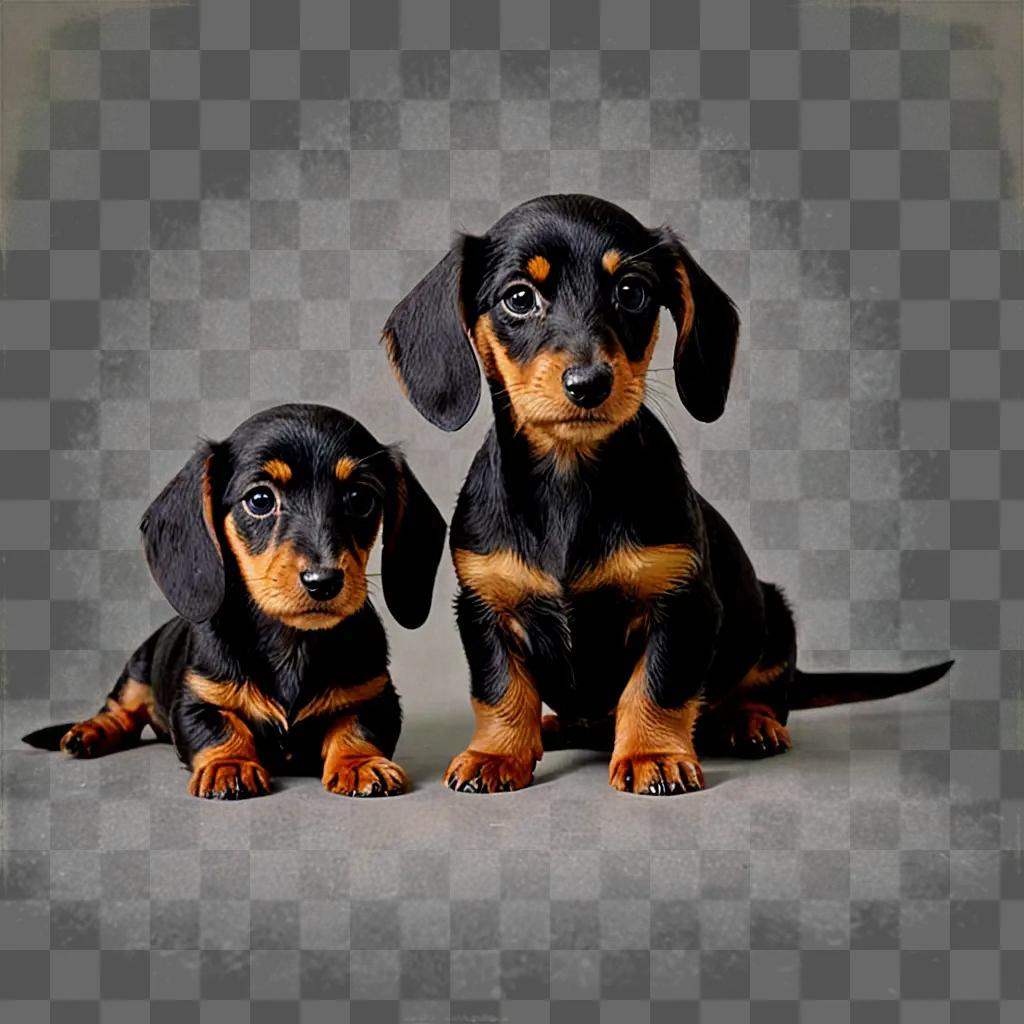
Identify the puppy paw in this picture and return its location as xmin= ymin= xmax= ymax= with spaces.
xmin=60 ymin=720 xmax=115 ymax=758
xmin=188 ymin=760 xmax=271 ymax=800
xmin=609 ymin=752 xmax=704 ymax=795
xmin=323 ymin=756 xmax=408 ymax=797
xmin=728 ymin=711 xmax=791 ymax=759
xmin=444 ymin=749 xmax=535 ymax=793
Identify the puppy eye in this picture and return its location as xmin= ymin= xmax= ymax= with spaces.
xmin=614 ymin=275 xmax=649 ymax=314
xmin=243 ymin=487 xmax=277 ymax=518
xmin=342 ymin=485 xmax=377 ymax=518
xmin=501 ymin=283 xmax=540 ymax=317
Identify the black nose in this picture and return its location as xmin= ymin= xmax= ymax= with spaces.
xmin=299 ymin=567 xmax=344 ymax=602
xmin=562 ymin=363 xmax=613 ymax=409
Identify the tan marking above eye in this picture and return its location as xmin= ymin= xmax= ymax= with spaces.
xmin=602 ymin=250 xmax=622 ymax=274
xmin=571 ymin=543 xmax=700 ymax=598
xmin=526 ymin=255 xmax=551 ymax=283
xmin=262 ymin=459 xmax=292 ymax=484
xmin=454 ymin=548 xmax=561 ymax=610
xmin=335 ymin=457 xmax=359 ymax=481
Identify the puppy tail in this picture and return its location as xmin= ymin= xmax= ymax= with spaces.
xmin=789 ymin=660 xmax=954 ymax=710
xmin=22 ymin=724 xmax=74 ymax=751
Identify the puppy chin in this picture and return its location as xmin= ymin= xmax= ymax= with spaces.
xmin=544 ymin=419 xmax=618 ymax=442
xmin=278 ymin=609 xmax=347 ymax=631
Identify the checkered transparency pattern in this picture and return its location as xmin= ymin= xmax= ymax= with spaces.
xmin=1 ymin=0 xmax=1020 ymax=1020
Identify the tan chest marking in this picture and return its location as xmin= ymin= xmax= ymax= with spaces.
xmin=187 ymin=673 xmax=289 ymax=732
xmin=454 ymin=548 xmax=561 ymax=611
xmin=571 ymin=543 xmax=700 ymax=599
xmin=294 ymin=673 xmax=390 ymax=725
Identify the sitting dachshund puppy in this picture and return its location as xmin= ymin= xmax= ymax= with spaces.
xmin=24 ymin=404 xmax=445 ymax=799
xmin=383 ymin=193 xmax=953 ymax=796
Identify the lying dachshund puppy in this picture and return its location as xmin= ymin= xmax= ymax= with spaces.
xmin=24 ymin=403 xmax=445 ymax=799
xmin=383 ymin=193 xmax=953 ymax=796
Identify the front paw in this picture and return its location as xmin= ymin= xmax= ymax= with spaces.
xmin=609 ymin=752 xmax=704 ymax=795
xmin=444 ymin=749 xmax=535 ymax=793
xmin=188 ymin=759 xmax=271 ymax=800
xmin=323 ymin=756 xmax=408 ymax=797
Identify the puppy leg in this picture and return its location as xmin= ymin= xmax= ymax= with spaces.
xmin=697 ymin=583 xmax=795 ymax=758
xmin=59 ymin=676 xmax=156 ymax=759
xmin=58 ymin=626 xmax=175 ymax=758
xmin=186 ymin=710 xmax=271 ymax=799
xmin=698 ymin=674 xmax=793 ymax=759
xmin=320 ymin=683 xmax=408 ymax=798
xmin=444 ymin=592 xmax=548 ymax=793
xmin=173 ymin=688 xmax=271 ymax=799
xmin=609 ymin=663 xmax=704 ymax=795
xmin=609 ymin=585 xmax=719 ymax=796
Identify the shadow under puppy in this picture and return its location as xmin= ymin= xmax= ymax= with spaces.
xmin=24 ymin=403 xmax=446 ymax=799
xmin=383 ymin=193 xmax=953 ymax=796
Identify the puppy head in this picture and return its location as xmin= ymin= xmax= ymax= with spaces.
xmin=383 ymin=194 xmax=740 ymax=456
xmin=141 ymin=404 xmax=446 ymax=631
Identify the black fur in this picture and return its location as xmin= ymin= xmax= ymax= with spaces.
xmin=24 ymin=404 xmax=446 ymax=799
xmin=384 ymin=194 xmax=954 ymax=793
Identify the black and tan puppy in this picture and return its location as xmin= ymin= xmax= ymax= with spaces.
xmin=383 ymin=193 xmax=952 ymax=796
xmin=24 ymin=404 xmax=445 ymax=799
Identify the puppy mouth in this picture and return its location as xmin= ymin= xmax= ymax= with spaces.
xmin=533 ymin=415 xmax=610 ymax=426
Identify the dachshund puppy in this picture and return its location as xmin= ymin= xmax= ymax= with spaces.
xmin=383 ymin=193 xmax=952 ymax=796
xmin=24 ymin=404 xmax=446 ymax=799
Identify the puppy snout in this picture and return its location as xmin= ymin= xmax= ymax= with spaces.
xmin=299 ymin=567 xmax=344 ymax=602
xmin=562 ymin=363 xmax=613 ymax=409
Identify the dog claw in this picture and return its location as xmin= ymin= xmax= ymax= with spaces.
xmin=322 ymin=756 xmax=407 ymax=798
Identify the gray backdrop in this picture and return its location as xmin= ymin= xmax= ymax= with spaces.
xmin=1 ymin=0 xmax=1022 ymax=1020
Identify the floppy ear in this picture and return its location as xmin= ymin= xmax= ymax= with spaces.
xmin=382 ymin=235 xmax=481 ymax=431
xmin=658 ymin=229 xmax=740 ymax=423
xmin=380 ymin=451 xmax=447 ymax=629
xmin=140 ymin=443 xmax=225 ymax=622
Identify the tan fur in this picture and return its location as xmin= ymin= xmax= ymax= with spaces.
xmin=188 ymin=711 xmax=270 ymax=798
xmin=472 ymin=313 xmax=658 ymax=467
xmin=262 ymin=459 xmax=292 ymax=484
xmin=381 ymin=329 xmax=410 ymax=398
xmin=59 ymin=678 xmax=157 ymax=757
xmin=334 ymin=456 xmax=359 ymax=481
xmin=739 ymin=660 xmax=788 ymax=689
xmin=294 ymin=673 xmax=390 ymax=724
xmin=444 ymin=653 xmax=543 ymax=792
xmin=186 ymin=673 xmax=289 ymax=731
xmin=223 ymin=513 xmax=369 ymax=630
xmin=601 ymin=249 xmax=621 ymax=274
xmin=453 ymin=548 xmax=561 ymax=611
xmin=673 ymin=261 xmax=696 ymax=350
xmin=526 ymin=255 xmax=551 ymax=282
xmin=200 ymin=455 xmax=220 ymax=550
xmin=571 ymin=543 xmax=700 ymax=599
xmin=609 ymin=657 xmax=704 ymax=793
xmin=321 ymin=715 xmax=408 ymax=796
